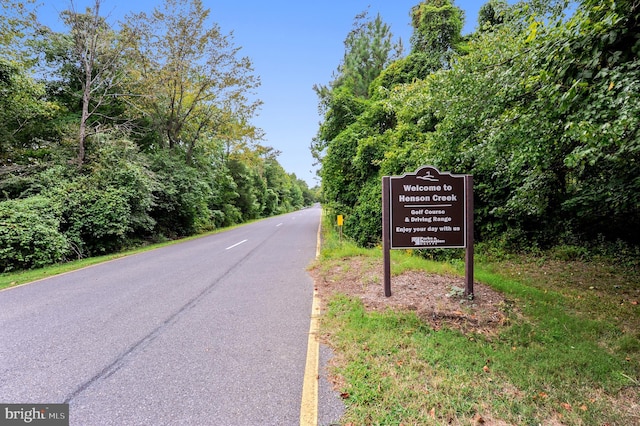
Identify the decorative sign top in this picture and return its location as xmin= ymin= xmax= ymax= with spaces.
xmin=389 ymin=166 xmax=467 ymax=249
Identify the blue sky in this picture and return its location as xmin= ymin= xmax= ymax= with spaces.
xmin=39 ymin=1 xmax=490 ymax=186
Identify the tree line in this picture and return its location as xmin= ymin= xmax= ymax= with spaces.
xmin=314 ymin=0 xmax=639 ymax=255
xmin=0 ymin=0 xmax=316 ymax=272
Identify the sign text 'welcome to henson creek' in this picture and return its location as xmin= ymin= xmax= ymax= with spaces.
xmin=389 ymin=166 xmax=467 ymax=249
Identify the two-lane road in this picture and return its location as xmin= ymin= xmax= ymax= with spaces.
xmin=0 ymin=205 xmax=342 ymax=425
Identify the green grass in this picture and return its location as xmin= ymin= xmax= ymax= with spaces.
xmin=319 ymin=222 xmax=640 ymax=425
xmin=0 ymin=251 xmax=132 ymax=290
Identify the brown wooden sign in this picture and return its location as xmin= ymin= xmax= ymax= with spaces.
xmin=382 ymin=166 xmax=474 ymax=298
xmin=389 ymin=166 xmax=467 ymax=249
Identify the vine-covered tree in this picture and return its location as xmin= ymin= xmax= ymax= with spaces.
xmin=409 ymin=0 xmax=464 ymax=67
xmin=477 ymin=0 xmax=510 ymax=30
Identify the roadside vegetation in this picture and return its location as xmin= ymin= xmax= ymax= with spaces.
xmin=314 ymin=215 xmax=640 ymax=425
xmin=314 ymin=0 xmax=639 ymax=251
xmin=312 ymin=1 xmax=639 ymax=422
xmin=1 ymin=0 xmax=317 ymax=274
xmin=2 ymin=0 xmax=638 ymax=422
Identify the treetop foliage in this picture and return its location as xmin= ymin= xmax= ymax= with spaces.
xmin=410 ymin=0 xmax=464 ymax=63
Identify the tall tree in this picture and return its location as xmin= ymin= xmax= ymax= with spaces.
xmin=56 ymin=0 xmax=129 ymax=165
xmin=312 ymin=10 xmax=401 ymax=163
xmin=314 ymin=9 xmax=402 ymax=106
xmin=0 ymin=0 xmax=55 ymax=167
xmin=124 ymin=0 xmax=261 ymax=162
xmin=334 ymin=10 xmax=404 ymax=98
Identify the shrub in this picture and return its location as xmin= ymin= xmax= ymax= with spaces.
xmin=344 ymin=179 xmax=383 ymax=247
xmin=0 ymin=196 xmax=68 ymax=272
xmin=41 ymin=138 xmax=158 ymax=257
xmin=86 ymin=137 xmax=157 ymax=236
xmin=149 ymin=152 xmax=215 ymax=236
xmin=57 ymin=181 xmax=132 ymax=256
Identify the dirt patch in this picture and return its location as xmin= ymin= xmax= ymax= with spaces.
xmin=310 ymin=256 xmax=510 ymax=335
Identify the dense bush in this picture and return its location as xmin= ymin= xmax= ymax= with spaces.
xmin=343 ymin=179 xmax=383 ymax=247
xmin=86 ymin=138 xmax=158 ymax=236
xmin=35 ymin=139 xmax=160 ymax=257
xmin=57 ymin=182 xmax=133 ymax=256
xmin=149 ymin=151 xmax=217 ymax=237
xmin=0 ymin=196 xmax=68 ymax=272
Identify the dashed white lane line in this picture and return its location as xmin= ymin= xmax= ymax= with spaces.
xmin=225 ymin=239 xmax=248 ymax=250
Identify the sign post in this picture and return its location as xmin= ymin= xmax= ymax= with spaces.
xmin=383 ymin=166 xmax=474 ymax=298
xmin=382 ymin=177 xmax=391 ymax=297
xmin=464 ymin=175 xmax=474 ymax=297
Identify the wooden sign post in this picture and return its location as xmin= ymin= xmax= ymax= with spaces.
xmin=382 ymin=166 xmax=474 ymax=298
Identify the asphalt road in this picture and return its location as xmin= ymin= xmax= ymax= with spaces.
xmin=0 ymin=205 xmax=343 ymax=425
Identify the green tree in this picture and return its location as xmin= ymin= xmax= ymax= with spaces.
xmin=123 ymin=0 xmax=261 ymax=162
xmin=368 ymin=52 xmax=441 ymax=96
xmin=315 ymin=10 xmax=403 ymax=101
xmin=37 ymin=0 xmax=132 ymax=165
xmin=312 ymin=11 xmax=401 ymax=186
xmin=0 ymin=0 xmax=60 ymax=168
xmin=0 ymin=0 xmax=39 ymax=63
xmin=295 ymin=177 xmax=316 ymax=206
xmin=148 ymin=150 xmax=218 ymax=237
xmin=477 ymin=0 xmax=510 ymax=30
xmin=227 ymin=157 xmax=263 ymax=221
xmin=0 ymin=58 xmax=59 ymax=167
xmin=335 ymin=10 xmax=403 ymax=98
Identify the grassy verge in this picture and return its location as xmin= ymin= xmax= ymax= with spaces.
xmin=318 ymin=218 xmax=640 ymax=425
